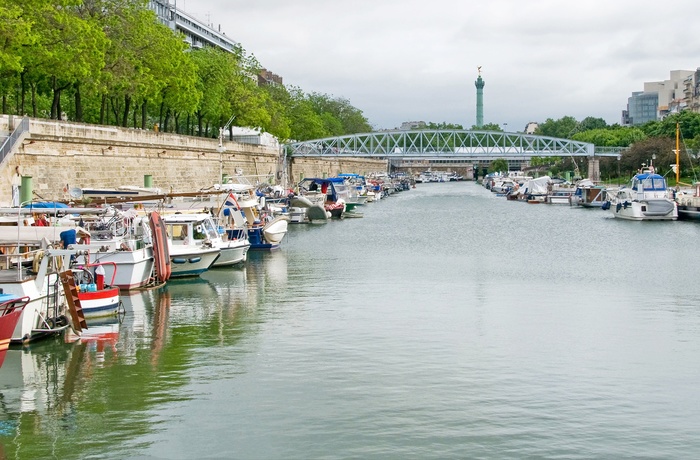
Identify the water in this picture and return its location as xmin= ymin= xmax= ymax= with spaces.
xmin=2 ymin=182 xmax=700 ymax=459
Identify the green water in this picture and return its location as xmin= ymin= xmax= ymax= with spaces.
xmin=1 ymin=182 xmax=700 ymax=459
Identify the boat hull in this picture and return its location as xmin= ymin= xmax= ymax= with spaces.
xmin=212 ymin=240 xmax=250 ymax=267
xmin=78 ymin=287 xmax=121 ymax=318
xmin=612 ymin=199 xmax=678 ymax=220
xmin=169 ymin=247 xmax=221 ymax=277
xmin=90 ymin=247 xmax=154 ymax=289
xmin=0 ymin=296 xmax=28 ymax=367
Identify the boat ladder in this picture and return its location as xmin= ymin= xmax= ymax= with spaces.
xmin=59 ymin=270 xmax=87 ymax=332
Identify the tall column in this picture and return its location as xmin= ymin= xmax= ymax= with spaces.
xmin=588 ymin=158 xmax=600 ymax=182
xmin=475 ymin=68 xmax=485 ymax=128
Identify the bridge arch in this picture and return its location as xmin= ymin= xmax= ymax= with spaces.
xmin=284 ymin=130 xmax=599 ymax=161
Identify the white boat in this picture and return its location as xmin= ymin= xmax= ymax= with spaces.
xmin=161 ymin=214 xmax=221 ymax=277
xmin=263 ymin=216 xmax=289 ymax=244
xmin=610 ymin=168 xmax=677 ymax=220
xmin=0 ymin=207 xmax=155 ymax=290
xmin=509 ymin=176 xmax=551 ymax=202
xmin=491 ymin=178 xmax=516 ymax=194
xmin=69 ymin=263 xmax=122 ymax=320
xmin=218 ymin=185 xmax=289 ymax=249
xmin=0 ymin=249 xmax=77 ymax=344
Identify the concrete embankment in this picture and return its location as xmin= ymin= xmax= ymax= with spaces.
xmin=0 ymin=115 xmax=386 ymax=205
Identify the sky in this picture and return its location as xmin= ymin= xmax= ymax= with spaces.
xmin=179 ymin=0 xmax=700 ymax=132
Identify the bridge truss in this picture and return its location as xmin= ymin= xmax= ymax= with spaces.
xmin=285 ymin=130 xmax=608 ymax=160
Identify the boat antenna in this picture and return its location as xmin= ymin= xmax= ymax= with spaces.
xmin=675 ymin=121 xmax=680 ymax=186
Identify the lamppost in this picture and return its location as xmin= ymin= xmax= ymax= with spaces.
xmin=617 ymin=155 xmax=621 ymax=187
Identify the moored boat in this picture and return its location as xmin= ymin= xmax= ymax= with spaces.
xmin=161 ymin=214 xmax=221 ymax=277
xmin=610 ymin=167 xmax=677 ymax=221
xmin=0 ymin=295 xmax=29 ymax=367
xmin=570 ymin=179 xmax=610 ymax=208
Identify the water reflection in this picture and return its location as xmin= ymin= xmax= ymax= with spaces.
xmin=0 ymin=282 xmax=241 ymax=458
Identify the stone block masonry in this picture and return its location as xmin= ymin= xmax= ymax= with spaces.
xmin=0 ymin=116 xmax=386 ymax=205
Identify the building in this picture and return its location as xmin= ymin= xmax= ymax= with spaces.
xmin=625 ymin=91 xmax=659 ymax=126
xmin=400 ymin=121 xmax=427 ymax=130
xmin=149 ymin=0 xmax=239 ymax=52
xmin=258 ymin=69 xmax=283 ymax=87
xmin=623 ymin=69 xmax=695 ymax=125
xmin=149 ymin=1 xmax=283 ymax=88
xmin=524 ymin=122 xmax=538 ymax=135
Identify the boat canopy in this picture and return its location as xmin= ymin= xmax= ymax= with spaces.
xmin=299 ymin=177 xmax=345 ymax=184
xmin=631 ymin=173 xmax=667 ymax=191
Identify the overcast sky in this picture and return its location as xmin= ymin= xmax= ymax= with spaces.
xmin=180 ymin=0 xmax=699 ymax=132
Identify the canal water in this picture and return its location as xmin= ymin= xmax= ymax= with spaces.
xmin=1 ymin=181 xmax=700 ymax=459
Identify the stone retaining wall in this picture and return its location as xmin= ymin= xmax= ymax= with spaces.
xmin=0 ymin=116 xmax=386 ymax=205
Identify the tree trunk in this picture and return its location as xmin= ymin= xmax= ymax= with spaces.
xmin=1 ymin=94 xmax=5 ymax=114
xmin=122 ymin=95 xmax=131 ymax=127
xmin=30 ymin=83 xmax=37 ymax=117
xmin=163 ymin=108 xmax=171 ymax=132
xmin=173 ymin=111 xmax=180 ymax=134
xmin=141 ymin=101 xmax=147 ymax=129
xmin=20 ymin=71 xmax=26 ymax=115
xmin=74 ymin=82 xmax=83 ymax=122
xmin=99 ymin=94 xmax=106 ymax=124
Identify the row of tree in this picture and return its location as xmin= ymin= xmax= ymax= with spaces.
xmin=463 ymin=111 xmax=700 ymax=182
xmin=0 ymin=0 xmax=372 ymax=141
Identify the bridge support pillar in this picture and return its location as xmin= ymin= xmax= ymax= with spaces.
xmin=587 ymin=157 xmax=600 ymax=182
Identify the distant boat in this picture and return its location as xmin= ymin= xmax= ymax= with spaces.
xmin=570 ymin=179 xmax=609 ymax=208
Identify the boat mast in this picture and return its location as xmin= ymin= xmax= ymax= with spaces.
xmin=675 ymin=122 xmax=680 ymax=185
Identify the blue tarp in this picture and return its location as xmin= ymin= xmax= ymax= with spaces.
xmin=22 ymin=202 xmax=69 ymax=209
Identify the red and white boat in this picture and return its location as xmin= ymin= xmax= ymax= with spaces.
xmin=73 ymin=263 xmax=122 ymax=320
xmin=0 ymin=295 xmax=29 ymax=367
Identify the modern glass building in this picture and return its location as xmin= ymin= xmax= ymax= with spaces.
xmin=626 ymin=91 xmax=658 ymax=126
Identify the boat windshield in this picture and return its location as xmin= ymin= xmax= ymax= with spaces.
xmin=631 ymin=175 xmax=666 ymax=191
xmin=196 ymin=219 xmax=218 ymax=240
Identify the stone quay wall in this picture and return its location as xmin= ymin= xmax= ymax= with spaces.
xmin=0 ymin=116 xmax=386 ymax=205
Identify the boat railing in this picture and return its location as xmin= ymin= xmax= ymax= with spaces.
xmin=83 ymin=261 xmax=118 ymax=287
xmin=0 ymin=246 xmax=44 ymax=272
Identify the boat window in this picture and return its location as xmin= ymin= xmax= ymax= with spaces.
xmin=169 ymin=224 xmax=188 ymax=240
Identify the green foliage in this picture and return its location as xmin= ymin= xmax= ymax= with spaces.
xmin=425 ymin=121 xmax=465 ymax=130
xmin=470 ymin=122 xmax=502 ymax=131
xmin=0 ymin=0 xmax=369 ymax=141
xmin=572 ymin=126 xmax=646 ymax=147
xmin=489 ymin=158 xmax=508 ymax=173
xmin=535 ymin=116 xmax=578 ymax=138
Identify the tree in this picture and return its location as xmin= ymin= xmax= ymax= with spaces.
xmin=578 ymin=116 xmax=608 ymax=131
xmin=190 ymin=47 xmax=235 ymax=136
xmin=489 ymin=158 xmax=508 ymax=173
xmin=25 ymin=0 xmax=108 ymax=119
xmin=470 ymin=122 xmax=502 ymax=131
xmin=535 ymin=116 xmax=578 ymax=138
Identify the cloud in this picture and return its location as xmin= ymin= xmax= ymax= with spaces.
xmin=184 ymin=0 xmax=699 ymax=131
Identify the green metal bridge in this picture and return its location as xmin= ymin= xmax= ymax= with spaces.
xmin=285 ymin=130 xmax=622 ymax=160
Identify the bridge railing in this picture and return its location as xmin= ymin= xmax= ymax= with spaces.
xmin=285 ymin=130 xmax=595 ymax=158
